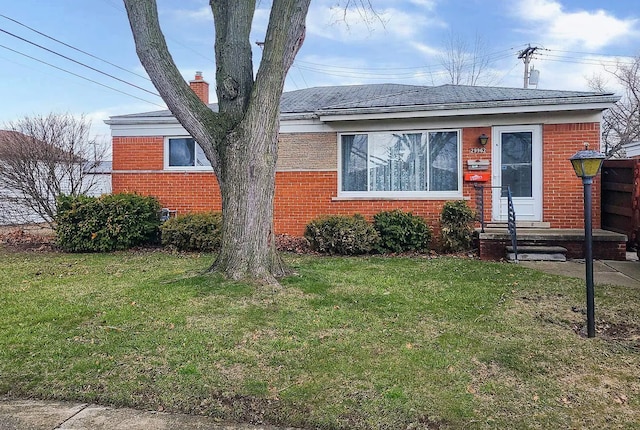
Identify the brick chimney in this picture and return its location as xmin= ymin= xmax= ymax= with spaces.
xmin=189 ymin=71 xmax=209 ymax=104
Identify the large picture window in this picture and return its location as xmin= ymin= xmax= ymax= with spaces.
xmin=166 ymin=138 xmax=211 ymax=168
xmin=340 ymin=130 xmax=460 ymax=196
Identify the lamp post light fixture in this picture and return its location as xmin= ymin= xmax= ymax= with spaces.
xmin=569 ymin=143 xmax=606 ymax=338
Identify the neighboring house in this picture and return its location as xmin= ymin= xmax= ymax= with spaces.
xmin=623 ymin=141 xmax=640 ymax=158
xmin=106 ymin=73 xmax=627 ymax=259
xmin=0 ymin=130 xmax=112 ymax=225
xmin=83 ymin=160 xmax=113 ymax=196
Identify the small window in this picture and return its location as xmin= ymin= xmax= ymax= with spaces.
xmin=167 ymin=138 xmax=211 ymax=168
xmin=340 ymin=130 xmax=461 ymax=197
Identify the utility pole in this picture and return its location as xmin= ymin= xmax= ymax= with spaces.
xmin=518 ymin=45 xmax=539 ymax=88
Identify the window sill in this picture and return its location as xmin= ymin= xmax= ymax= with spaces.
xmin=332 ymin=195 xmax=468 ymax=201
xmin=164 ymin=167 xmax=214 ymax=172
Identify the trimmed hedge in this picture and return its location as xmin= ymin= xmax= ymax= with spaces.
xmin=440 ymin=200 xmax=476 ymax=252
xmin=304 ymin=214 xmax=379 ymax=255
xmin=373 ymin=209 xmax=432 ymax=253
xmin=160 ymin=212 xmax=222 ymax=252
xmin=55 ymin=193 xmax=161 ymax=252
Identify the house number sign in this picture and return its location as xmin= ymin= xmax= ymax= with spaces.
xmin=469 ymin=147 xmax=487 ymax=154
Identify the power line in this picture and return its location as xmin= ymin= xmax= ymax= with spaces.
xmin=495 ymin=60 xmax=522 ymax=86
xmin=0 ymin=13 xmax=151 ymax=82
xmin=294 ymin=47 xmax=520 ymax=74
xmin=292 ymin=52 xmax=516 ymax=81
xmin=546 ymin=48 xmax=636 ymax=59
xmin=0 ymin=43 xmax=165 ymax=108
xmin=0 ymin=27 xmax=160 ymax=97
xmin=537 ymin=52 xmax=633 ymax=67
xmin=538 ymin=56 xmax=632 ymax=68
xmin=286 ymin=71 xmax=300 ymax=90
xmin=97 ymin=0 xmax=217 ymax=64
xmin=294 ymin=64 xmax=309 ymax=88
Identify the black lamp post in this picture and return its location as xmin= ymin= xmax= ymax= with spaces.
xmin=569 ymin=143 xmax=605 ymax=338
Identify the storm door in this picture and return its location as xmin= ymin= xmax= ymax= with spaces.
xmin=491 ymin=125 xmax=542 ymax=221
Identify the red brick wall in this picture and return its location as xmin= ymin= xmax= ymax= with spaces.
xmin=462 ymin=127 xmax=492 ymax=222
xmin=111 ymin=121 xmax=603 ymax=235
xmin=111 ymin=168 xmax=454 ymax=236
xmin=113 ymin=172 xmax=221 ymax=214
xmin=113 ymin=137 xmax=164 ymax=170
xmin=274 ymin=171 xmax=455 ymax=236
xmin=542 ymin=123 xmax=602 ymax=229
xmin=113 ymin=135 xmax=221 ymax=213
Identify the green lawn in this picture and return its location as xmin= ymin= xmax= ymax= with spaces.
xmin=1 ymin=250 xmax=639 ymax=429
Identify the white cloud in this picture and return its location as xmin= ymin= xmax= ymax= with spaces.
xmin=306 ymin=2 xmax=445 ymax=42
xmin=167 ymin=6 xmax=212 ymax=23
xmin=410 ymin=41 xmax=441 ymax=57
xmin=409 ymin=0 xmax=437 ymax=9
xmin=518 ymin=0 xmax=562 ymax=20
xmin=512 ymin=0 xmax=638 ymax=50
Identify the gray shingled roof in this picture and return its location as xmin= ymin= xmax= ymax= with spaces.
xmin=107 ymin=83 xmax=618 ymax=122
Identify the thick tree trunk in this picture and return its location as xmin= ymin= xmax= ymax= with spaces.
xmin=211 ymin=123 xmax=286 ymax=284
xmin=209 ymin=0 xmax=308 ymax=284
xmin=124 ymin=0 xmax=309 ymax=284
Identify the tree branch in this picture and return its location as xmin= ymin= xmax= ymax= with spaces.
xmin=123 ymin=0 xmax=223 ymax=171
xmin=210 ymin=0 xmax=256 ymax=119
xmin=249 ymin=0 xmax=310 ymax=120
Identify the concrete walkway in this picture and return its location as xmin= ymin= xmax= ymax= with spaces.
xmin=519 ymin=252 xmax=640 ymax=288
xmin=0 ymin=399 xmax=297 ymax=430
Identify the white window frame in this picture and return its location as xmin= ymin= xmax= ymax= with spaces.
xmin=337 ymin=129 xmax=463 ymax=199
xmin=164 ymin=136 xmax=212 ymax=171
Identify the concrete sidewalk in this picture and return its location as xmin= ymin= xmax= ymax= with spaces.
xmin=0 ymin=399 xmax=297 ymax=430
xmin=519 ymin=252 xmax=640 ymax=288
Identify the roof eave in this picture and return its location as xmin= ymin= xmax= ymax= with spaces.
xmin=280 ymin=112 xmax=320 ymax=120
xmin=104 ymin=117 xmax=180 ymax=126
xmin=317 ymin=99 xmax=618 ymax=122
xmin=105 ymin=95 xmax=619 ymax=125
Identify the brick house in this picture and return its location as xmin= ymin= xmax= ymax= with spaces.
xmin=106 ymin=73 xmax=627 ymax=259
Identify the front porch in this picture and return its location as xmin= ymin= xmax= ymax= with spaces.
xmin=476 ymin=225 xmax=628 ymax=261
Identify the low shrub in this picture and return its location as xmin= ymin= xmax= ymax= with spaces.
xmin=373 ymin=209 xmax=432 ymax=253
xmin=304 ymin=214 xmax=379 ymax=255
xmin=55 ymin=193 xmax=161 ymax=252
xmin=160 ymin=212 xmax=222 ymax=252
xmin=276 ymin=234 xmax=311 ymax=254
xmin=440 ymin=200 xmax=476 ymax=252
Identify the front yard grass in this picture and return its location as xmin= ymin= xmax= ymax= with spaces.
xmin=1 ymin=250 xmax=639 ymax=429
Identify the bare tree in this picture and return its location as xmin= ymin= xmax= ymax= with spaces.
xmin=438 ymin=32 xmax=495 ymax=86
xmin=589 ymin=56 xmax=640 ymax=157
xmin=0 ymin=113 xmax=107 ymax=227
xmin=122 ymin=0 xmax=309 ymax=285
xmin=124 ymin=1 xmax=379 ymax=284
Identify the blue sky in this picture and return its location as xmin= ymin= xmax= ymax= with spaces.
xmin=0 ymin=0 xmax=638 ymax=152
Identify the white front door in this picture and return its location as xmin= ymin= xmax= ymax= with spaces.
xmin=491 ymin=125 xmax=542 ymax=222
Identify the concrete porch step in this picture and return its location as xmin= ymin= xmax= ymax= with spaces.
xmin=506 ymin=245 xmax=568 ymax=262
xmin=478 ymin=228 xmax=627 ymax=242
xmin=485 ymin=221 xmax=551 ymax=229
xmin=478 ymin=229 xmax=627 ymax=261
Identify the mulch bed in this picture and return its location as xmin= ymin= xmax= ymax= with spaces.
xmin=0 ymin=227 xmax=478 ymax=260
xmin=0 ymin=227 xmax=57 ymax=252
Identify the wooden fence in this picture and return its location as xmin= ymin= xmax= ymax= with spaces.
xmin=601 ymin=159 xmax=640 ymax=249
